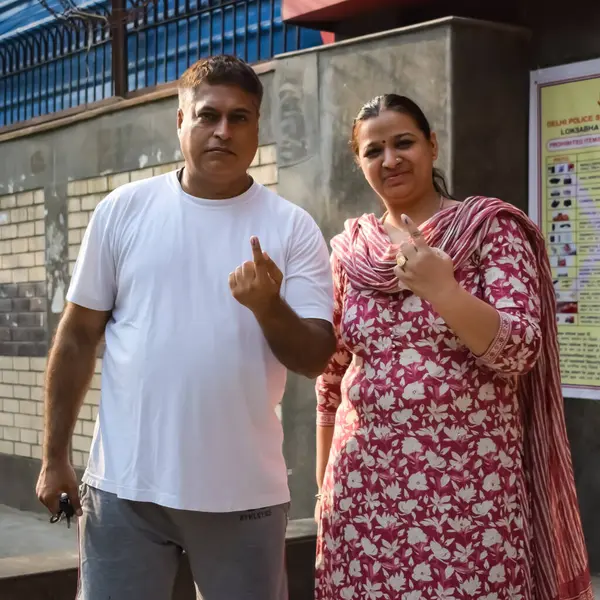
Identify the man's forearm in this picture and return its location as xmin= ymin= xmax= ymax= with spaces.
xmin=43 ymin=330 xmax=98 ymax=463
xmin=253 ymin=297 xmax=335 ymax=378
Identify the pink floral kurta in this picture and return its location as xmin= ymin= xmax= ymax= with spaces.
xmin=315 ymin=216 xmax=543 ymax=600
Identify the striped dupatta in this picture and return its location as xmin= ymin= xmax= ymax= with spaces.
xmin=330 ymin=196 xmax=593 ymax=600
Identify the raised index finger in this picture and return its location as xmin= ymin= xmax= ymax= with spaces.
xmin=400 ymin=214 xmax=428 ymax=249
xmin=251 ymin=236 xmax=266 ymax=265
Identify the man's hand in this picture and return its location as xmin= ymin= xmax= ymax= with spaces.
xmin=229 ymin=237 xmax=284 ymax=316
xmin=36 ymin=459 xmax=82 ymax=517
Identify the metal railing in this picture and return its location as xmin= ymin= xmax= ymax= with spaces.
xmin=0 ymin=0 xmax=321 ymax=128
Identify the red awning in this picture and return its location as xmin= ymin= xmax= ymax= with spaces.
xmin=282 ymin=0 xmax=416 ymax=23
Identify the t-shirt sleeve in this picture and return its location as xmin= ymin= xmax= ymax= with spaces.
xmin=283 ymin=209 xmax=334 ymax=323
xmin=66 ymin=193 xmax=117 ymax=311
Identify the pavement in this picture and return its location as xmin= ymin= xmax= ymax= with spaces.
xmin=1 ymin=503 xmax=600 ymax=595
xmin=0 ymin=504 xmax=77 ymax=559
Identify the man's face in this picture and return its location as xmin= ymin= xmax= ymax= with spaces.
xmin=177 ymin=83 xmax=259 ymax=187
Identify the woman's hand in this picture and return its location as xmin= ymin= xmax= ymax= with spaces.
xmin=392 ymin=214 xmax=459 ymax=304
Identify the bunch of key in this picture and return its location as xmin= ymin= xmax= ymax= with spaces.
xmin=50 ymin=492 xmax=76 ymax=528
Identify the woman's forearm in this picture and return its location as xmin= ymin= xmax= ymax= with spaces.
xmin=316 ymin=424 xmax=335 ymax=491
xmin=429 ymin=284 xmax=500 ymax=357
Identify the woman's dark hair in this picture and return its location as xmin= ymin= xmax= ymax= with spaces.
xmin=350 ymin=94 xmax=453 ymax=199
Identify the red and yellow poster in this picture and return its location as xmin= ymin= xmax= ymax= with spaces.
xmin=530 ymin=58 xmax=600 ymax=400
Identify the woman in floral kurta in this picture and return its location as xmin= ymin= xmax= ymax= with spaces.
xmin=314 ymin=95 xmax=592 ymax=600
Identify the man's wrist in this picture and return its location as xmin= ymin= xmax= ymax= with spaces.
xmin=251 ymin=293 xmax=284 ymax=322
xmin=42 ymin=452 xmax=71 ymax=467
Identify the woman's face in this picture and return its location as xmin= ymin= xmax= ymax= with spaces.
xmin=355 ymin=109 xmax=438 ymax=207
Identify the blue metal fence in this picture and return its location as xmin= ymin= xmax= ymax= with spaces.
xmin=0 ymin=0 xmax=322 ymax=128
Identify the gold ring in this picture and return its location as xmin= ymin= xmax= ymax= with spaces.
xmin=396 ymin=254 xmax=407 ymax=268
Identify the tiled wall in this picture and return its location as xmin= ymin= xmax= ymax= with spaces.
xmin=0 ymin=190 xmax=47 ymax=357
xmin=0 ymin=145 xmax=278 ymax=468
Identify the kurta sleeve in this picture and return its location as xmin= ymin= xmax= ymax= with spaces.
xmin=315 ymin=252 xmax=352 ymax=426
xmin=475 ymin=215 xmax=543 ymax=375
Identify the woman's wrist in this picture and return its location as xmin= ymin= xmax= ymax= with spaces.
xmin=427 ymin=278 xmax=462 ymax=311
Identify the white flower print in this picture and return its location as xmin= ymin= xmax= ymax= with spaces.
xmin=385 ymin=482 xmax=401 ymax=499
xmin=431 ymin=492 xmax=452 ymax=512
xmin=444 ymin=425 xmax=467 ymax=440
xmin=482 ymin=528 xmax=503 ymax=547
xmin=402 ymin=437 xmax=422 ymax=455
xmin=348 ymin=384 xmax=361 ymax=401
xmin=457 ymin=485 xmax=477 ymax=503
xmin=364 ymin=490 xmax=382 ymax=510
xmin=509 ymin=276 xmax=527 ymax=293
xmin=356 ymin=317 xmax=376 ymax=337
xmin=403 ymin=382 xmax=425 ymax=401
xmin=425 ymin=450 xmax=446 ymax=469
xmin=407 ymin=473 xmax=428 ymax=491
xmin=461 ymin=576 xmax=481 ymax=596
xmin=400 ymin=348 xmax=422 ymax=365
xmin=485 ymin=267 xmax=504 ymax=285
xmin=374 ymin=336 xmax=393 ymax=352
xmin=345 ymin=438 xmax=359 ymax=453
xmin=398 ymin=499 xmax=419 ymax=514
xmin=497 ymin=296 xmax=518 ymax=309
xmin=413 ymin=562 xmax=433 ymax=582
xmin=343 ymin=302 xmax=357 ymax=323
xmin=403 ymin=593 xmax=422 ymax=600
xmin=361 ymin=537 xmax=377 ymax=556
xmin=392 ymin=321 xmax=413 ymax=337
xmin=472 ymin=501 xmax=494 ymax=516
xmin=339 ymin=497 xmax=353 ymax=512
xmin=332 ymin=569 xmax=345 ymax=586
xmin=349 ymin=559 xmax=361 ymax=577
xmin=477 ymin=438 xmax=497 ymax=456
xmin=407 ymin=527 xmax=428 ymax=544
xmin=344 ymin=524 xmax=359 ymax=541
xmin=507 ymin=585 xmax=524 ymax=600
xmin=379 ymin=308 xmax=393 ymax=322
xmin=483 ymin=473 xmax=501 ymax=492
xmin=504 ymin=541 xmax=517 ymax=558
xmin=340 ymin=587 xmax=355 ymax=600
xmin=364 ymin=579 xmax=384 ymax=599
xmin=402 ymin=295 xmax=423 ymax=313
xmin=448 ymin=517 xmax=472 ymax=533
xmin=376 ymin=391 xmax=395 ymax=410
xmin=347 ymin=471 xmax=363 ymax=488
xmin=425 ymin=360 xmax=445 ymax=377
xmin=392 ymin=408 xmax=413 ymax=424
xmin=430 ymin=541 xmax=451 ymax=560
xmin=375 ymin=513 xmax=397 ymax=528
xmin=455 ymin=394 xmax=473 ymax=412
xmin=388 ymin=573 xmax=406 ymax=591
xmin=489 ymin=564 xmax=506 ymax=583
xmin=478 ymin=382 xmax=496 ymax=401
xmin=373 ymin=426 xmax=392 ymax=440
xmin=425 ymin=312 xmax=447 ymax=333
xmin=469 ymin=410 xmax=487 ymax=426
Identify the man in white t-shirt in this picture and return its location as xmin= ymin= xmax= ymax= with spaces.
xmin=36 ymin=55 xmax=335 ymax=600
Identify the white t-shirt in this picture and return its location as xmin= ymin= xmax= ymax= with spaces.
xmin=66 ymin=171 xmax=334 ymax=512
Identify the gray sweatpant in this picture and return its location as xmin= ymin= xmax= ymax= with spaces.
xmin=76 ymin=483 xmax=289 ymax=600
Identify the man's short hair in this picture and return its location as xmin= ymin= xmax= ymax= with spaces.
xmin=178 ymin=55 xmax=263 ymax=107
